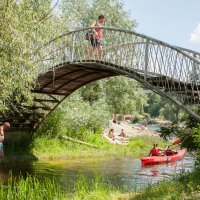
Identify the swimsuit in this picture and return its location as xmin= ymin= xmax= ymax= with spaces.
xmin=0 ymin=142 xmax=3 ymax=149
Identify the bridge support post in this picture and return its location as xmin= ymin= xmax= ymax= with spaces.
xmin=71 ymin=33 xmax=76 ymax=61
xmin=144 ymin=39 xmax=149 ymax=82
xmin=192 ymin=53 xmax=197 ymax=82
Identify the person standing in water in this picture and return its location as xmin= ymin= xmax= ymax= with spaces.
xmin=0 ymin=122 xmax=10 ymax=159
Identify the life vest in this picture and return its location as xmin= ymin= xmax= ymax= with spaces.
xmin=151 ymin=148 xmax=160 ymax=156
xmin=166 ymin=149 xmax=174 ymax=156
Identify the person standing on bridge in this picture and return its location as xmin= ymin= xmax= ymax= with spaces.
xmin=88 ymin=15 xmax=105 ymax=61
xmin=0 ymin=122 xmax=10 ymax=159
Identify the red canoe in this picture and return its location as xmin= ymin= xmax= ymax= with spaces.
xmin=141 ymin=149 xmax=186 ymax=165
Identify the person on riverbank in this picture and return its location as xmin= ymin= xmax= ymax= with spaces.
xmin=87 ymin=15 xmax=105 ymax=61
xmin=118 ymin=129 xmax=127 ymax=138
xmin=112 ymin=115 xmax=117 ymax=123
xmin=108 ymin=128 xmax=115 ymax=140
xmin=0 ymin=122 xmax=10 ymax=159
xmin=149 ymin=143 xmax=163 ymax=156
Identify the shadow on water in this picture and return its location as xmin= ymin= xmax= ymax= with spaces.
xmin=0 ymin=153 xmax=195 ymax=192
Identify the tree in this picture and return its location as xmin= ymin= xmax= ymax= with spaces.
xmin=144 ymin=94 xmax=165 ymax=118
xmin=103 ymin=76 xmax=148 ymax=115
xmin=60 ymin=0 xmax=143 ymax=115
xmin=0 ymin=0 xmax=61 ymax=111
xmin=61 ymin=0 xmax=136 ymax=29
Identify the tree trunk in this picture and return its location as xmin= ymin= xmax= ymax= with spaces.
xmin=59 ymin=135 xmax=99 ymax=148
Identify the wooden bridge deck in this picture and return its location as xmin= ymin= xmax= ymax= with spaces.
xmin=2 ymin=61 xmax=200 ymax=131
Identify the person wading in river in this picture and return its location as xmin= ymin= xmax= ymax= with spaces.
xmin=0 ymin=122 xmax=10 ymax=159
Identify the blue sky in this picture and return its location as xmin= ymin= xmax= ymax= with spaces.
xmin=123 ymin=0 xmax=200 ymax=52
xmin=52 ymin=0 xmax=200 ymax=52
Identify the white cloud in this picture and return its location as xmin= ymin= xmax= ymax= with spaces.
xmin=190 ymin=23 xmax=200 ymax=44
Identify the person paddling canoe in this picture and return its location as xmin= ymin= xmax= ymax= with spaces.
xmin=149 ymin=143 xmax=164 ymax=156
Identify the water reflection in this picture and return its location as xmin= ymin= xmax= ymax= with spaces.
xmin=147 ymin=124 xmax=161 ymax=132
xmin=0 ymin=154 xmax=195 ymax=191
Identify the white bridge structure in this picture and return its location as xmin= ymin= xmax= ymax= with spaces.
xmin=3 ymin=27 xmax=200 ymax=130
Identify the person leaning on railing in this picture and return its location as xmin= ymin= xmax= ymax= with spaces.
xmin=87 ymin=15 xmax=105 ymax=61
xmin=0 ymin=122 xmax=10 ymax=159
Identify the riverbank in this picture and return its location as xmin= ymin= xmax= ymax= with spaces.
xmin=119 ymin=167 xmax=200 ymax=200
xmin=32 ymin=134 xmax=165 ymax=161
xmin=0 ymin=164 xmax=199 ymax=200
xmin=104 ymin=121 xmax=159 ymax=138
xmin=1 ymin=126 xmax=198 ymax=200
xmin=3 ymin=122 xmax=164 ymax=162
xmin=3 ymin=134 xmax=165 ymax=163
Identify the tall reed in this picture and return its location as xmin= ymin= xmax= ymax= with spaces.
xmin=0 ymin=174 xmax=66 ymax=200
xmin=0 ymin=173 xmax=118 ymax=200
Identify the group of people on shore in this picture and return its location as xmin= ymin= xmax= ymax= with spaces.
xmin=149 ymin=143 xmax=177 ymax=156
xmin=108 ymin=128 xmax=127 ymax=141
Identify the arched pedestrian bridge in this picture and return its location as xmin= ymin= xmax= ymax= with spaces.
xmin=3 ymin=27 xmax=200 ymax=131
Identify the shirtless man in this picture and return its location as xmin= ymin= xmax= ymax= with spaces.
xmin=0 ymin=122 xmax=10 ymax=159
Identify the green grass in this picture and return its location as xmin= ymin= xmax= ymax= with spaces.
xmin=0 ymin=174 xmax=65 ymax=200
xmin=2 ymin=169 xmax=200 ymax=200
xmin=125 ymin=168 xmax=200 ymax=200
xmin=72 ymin=173 xmax=118 ymax=200
xmin=31 ymin=134 xmax=166 ymax=160
xmin=126 ymin=135 xmax=166 ymax=156
xmin=0 ymin=173 xmax=118 ymax=200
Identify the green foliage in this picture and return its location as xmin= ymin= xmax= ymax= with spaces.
xmin=186 ymin=114 xmax=200 ymax=128
xmin=31 ymin=132 xmax=165 ymax=160
xmin=0 ymin=173 xmax=118 ymax=200
xmin=80 ymin=82 xmax=104 ymax=105
xmin=178 ymin=128 xmax=199 ymax=152
xmin=159 ymin=124 xmax=200 ymax=152
xmin=131 ymin=113 xmax=143 ymax=124
xmin=144 ymin=93 xmax=182 ymax=123
xmin=0 ymin=0 xmax=56 ymax=109
xmin=0 ymin=174 xmax=65 ymax=200
xmin=74 ymin=173 xmax=116 ymax=200
xmin=38 ymin=76 xmax=149 ymax=140
xmin=83 ymin=133 xmax=111 ymax=148
xmin=61 ymin=0 xmax=136 ymax=29
xmin=60 ymin=93 xmax=110 ymax=135
xmin=37 ymin=92 xmax=110 ymax=138
xmin=36 ymin=107 xmax=63 ymax=138
xmin=159 ymin=125 xmax=181 ymax=141
xmin=127 ymin=136 xmax=166 ymax=155
xmin=160 ymin=104 xmax=180 ymax=124
xmin=130 ymin=113 xmax=151 ymax=124
xmin=144 ymin=93 xmax=164 ymax=118
xmin=103 ymin=76 xmax=148 ymax=115
xmin=132 ymin=169 xmax=200 ymax=200
xmin=128 ymin=139 xmax=145 ymax=149
xmin=32 ymin=134 xmax=110 ymax=159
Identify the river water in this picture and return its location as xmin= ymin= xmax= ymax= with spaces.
xmin=0 ymin=154 xmax=195 ymax=192
xmin=0 ymin=125 xmax=195 ymax=191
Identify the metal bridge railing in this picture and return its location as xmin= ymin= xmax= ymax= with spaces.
xmin=34 ymin=27 xmax=200 ymax=120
